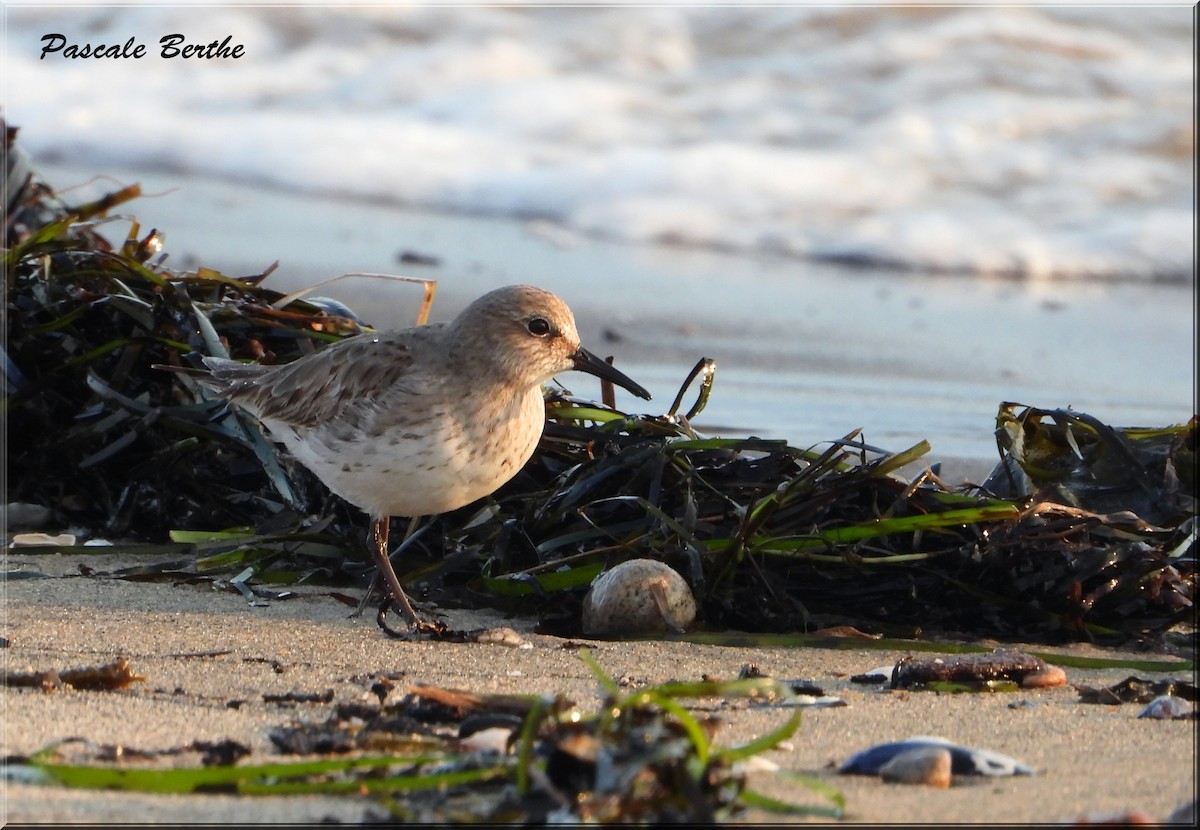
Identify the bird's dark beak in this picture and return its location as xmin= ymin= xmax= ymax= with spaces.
xmin=571 ymin=347 xmax=652 ymax=400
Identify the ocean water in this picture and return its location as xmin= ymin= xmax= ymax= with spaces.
xmin=6 ymin=3 xmax=1194 ymax=282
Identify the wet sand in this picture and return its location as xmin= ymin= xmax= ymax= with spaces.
xmin=2 ymin=553 xmax=1195 ymax=824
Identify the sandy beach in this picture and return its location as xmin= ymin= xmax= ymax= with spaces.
xmin=4 ymin=162 xmax=1197 ymax=826
xmin=2 ymin=550 xmax=1196 ymax=824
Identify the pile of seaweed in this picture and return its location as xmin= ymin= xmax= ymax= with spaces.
xmin=4 ymin=124 xmax=1196 ymax=645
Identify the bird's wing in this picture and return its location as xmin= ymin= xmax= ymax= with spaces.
xmin=201 ymin=328 xmax=436 ymax=428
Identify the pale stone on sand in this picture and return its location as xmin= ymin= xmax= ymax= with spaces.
xmin=582 ymin=558 xmax=697 ymax=637
xmin=879 ymin=746 xmax=953 ymax=788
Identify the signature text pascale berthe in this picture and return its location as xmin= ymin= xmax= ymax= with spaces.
xmin=40 ymin=34 xmax=245 ymax=60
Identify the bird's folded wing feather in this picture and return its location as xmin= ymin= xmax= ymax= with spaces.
xmin=200 ymin=330 xmax=432 ymax=428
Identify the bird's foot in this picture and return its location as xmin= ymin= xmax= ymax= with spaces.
xmin=376 ymin=596 xmax=447 ymax=639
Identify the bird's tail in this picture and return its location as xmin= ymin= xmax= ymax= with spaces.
xmin=153 ymin=353 xmax=269 ymax=394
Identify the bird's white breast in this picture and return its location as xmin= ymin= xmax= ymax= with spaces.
xmin=261 ymin=386 xmax=545 ymax=519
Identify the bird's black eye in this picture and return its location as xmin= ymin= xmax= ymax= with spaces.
xmin=527 ymin=317 xmax=552 ymax=337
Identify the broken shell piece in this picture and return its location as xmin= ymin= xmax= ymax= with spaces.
xmin=839 ymin=736 xmax=1033 ymax=777
xmin=879 ymin=746 xmax=952 ymax=788
xmin=1136 ymin=695 xmax=1193 ymax=719
xmin=10 ymin=532 xmax=76 ymax=547
xmin=472 ymin=627 xmax=528 ymax=647
xmin=581 ymin=559 xmax=697 ymax=638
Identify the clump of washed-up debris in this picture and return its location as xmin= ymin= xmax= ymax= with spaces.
xmin=14 ymin=651 xmax=842 ymax=822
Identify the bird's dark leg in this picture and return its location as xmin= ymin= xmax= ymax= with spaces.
xmin=352 ymin=516 xmax=428 ymax=617
xmin=388 ymin=516 xmax=425 ymax=570
xmin=369 ymin=515 xmax=422 ymax=630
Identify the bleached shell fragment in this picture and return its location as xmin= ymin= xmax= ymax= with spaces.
xmin=10 ymin=532 xmax=76 ymax=547
xmin=471 ymin=627 xmax=528 ymax=647
xmin=839 ymin=736 xmax=1033 ymax=777
xmin=581 ymin=558 xmax=697 ymax=637
xmin=1136 ymin=695 xmax=1192 ymax=719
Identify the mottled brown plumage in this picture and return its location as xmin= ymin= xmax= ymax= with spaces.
xmin=193 ymin=284 xmax=651 ymax=632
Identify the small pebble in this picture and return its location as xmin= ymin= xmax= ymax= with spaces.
xmin=581 ymin=559 xmax=697 ymax=638
xmin=879 ymin=747 xmax=952 ymax=788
